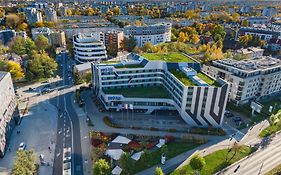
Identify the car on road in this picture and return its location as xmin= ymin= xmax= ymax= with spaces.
xmin=225 ymin=111 xmax=234 ymax=118
xmin=234 ymin=165 xmax=241 ymax=173
xmin=233 ymin=116 xmax=242 ymax=123
xmin=63 ymin=162 xmax=71 ymax=171
xmin=63 ymin=147 xmax=71 ymax=163
xmin=18 ymin=142 xmax=26 ymax=150
xmin=28 ymin=87 xmax=36 ymax=91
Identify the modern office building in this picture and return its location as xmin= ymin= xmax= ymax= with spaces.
xmin=92 ymin=53 xmax=229 ymax=127
xmin=0 ymin=72 xmax=20 ymax=157
xmin=202 ymin=57 xmax=281 ymax=105
xmin=25 ymin=8 xmax=43 ymax=25
xmin=73 ymin=33 xmax=107 ymax=64
xmin=44 ymin=8 xmax=58 ymax=23
xmin=124 ymin=23 xmax=172 ymax=47
xmin=236 ymin=27 xmax=281 ymax=42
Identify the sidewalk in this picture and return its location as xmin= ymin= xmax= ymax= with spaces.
xmin=71 ymin=94 xmax=93 ymax=175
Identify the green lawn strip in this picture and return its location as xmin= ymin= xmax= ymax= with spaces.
xmin=131 ymin=142 xmax=200 ymax=174
xmin=142 ymin=52 xmax=195 ymax=62
xmin=259 ymin=109 xmax=281 ymax=137
xmin=265 ymin=163 xmax=281 ymax=175
xmin=171 ymin=145 xmax=253 ymax=175
xmin=103 ymin=86 xmax=171 ymax=98
xmin=197 ymin=72 xmax=220 ymax=87
xmin=170 ymin=70 xmax=196 ymax=86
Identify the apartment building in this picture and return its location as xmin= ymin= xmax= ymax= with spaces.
xmin=31 ymin=27 xmax=66 ymax=47
xmin=25 ymin=8 xmax=43 ymax=25
xmin=0 ymin=72 xmax=20 ymax=157
xmin=235 ymin=47 xmax=264 ymax=59
xmin=124 ymin=23 xmax=172 ymax=47
xmin=236 ymin=27 xmax=281 ymax=42
xmin=202 ymin=57 xmax=281 ymax=105
xmin=92 ymin=53 xmax=229 ymax=127
xmin=44 ymin=7 xmax=58 ymax=23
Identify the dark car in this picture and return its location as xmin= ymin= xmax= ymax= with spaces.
xmin=233 ymin=117 xmax=242 ymax=123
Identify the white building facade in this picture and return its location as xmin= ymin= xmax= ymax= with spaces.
xmin=202 ymin=57 xmax=281 ymax=105
xmin=73 ymin=33 xmax=107 ymax=64
xmin=0 ymin=72 xmax=19 ymax=157
xmin=92 ymin=54 xmax=229 ymax=127
xmin=124 ymin=23 xmax=172 ymax=47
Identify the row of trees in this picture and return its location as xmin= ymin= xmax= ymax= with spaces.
xmin=2 ymin=13 xmax=28 ymax=32
xmin=1 ymin=35 xmax=58 ymax=81
xmin=238 ymin=35 xmax=266 ymax=48
xmin=13 ymin=150 xmax=37 ymax=175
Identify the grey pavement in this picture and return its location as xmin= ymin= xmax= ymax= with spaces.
xmin=0 ymin=101 xmax=57 ymax=175
xmin=218 ymin=131 xmax=281 ymax=175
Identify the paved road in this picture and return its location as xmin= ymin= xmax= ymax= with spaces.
xmin=52 ymin=52 xmax=83 ymax=175
xmin=218 ymin=133 xmax=281 ymax=175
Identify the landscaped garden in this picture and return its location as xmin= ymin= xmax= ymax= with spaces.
xmin=142 ymin=52 xmax=195 ymax=62
xmin=103 ymin=86 xmax=171 ymax=99
xmin=90 ymin=131 xmax=206 ymax=175
xmin=197 ymin=72 xmax=220 ymax=87
xmin=171 ymin=145 xmax=255 ymax=175
xmin=170 ymin=70 xmax=196 ymax=86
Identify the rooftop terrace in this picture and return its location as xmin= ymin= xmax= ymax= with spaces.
xmin=171 ymin=70 xmax=220 ymax=87
xmin=142 ymin=52 xmax=195 ymax=63
xmin=103 ymin=86 xmax=171 ymax=99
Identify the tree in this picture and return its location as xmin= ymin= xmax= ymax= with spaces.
xmin=6 ymin=61 xmax=24 ymax=80
xmin=9 ymin=36 xmax=26 ymax=55
xmin=112 ymin=7 xmax=121 ymax=15
xmin=5 ymin=14 xmax=21 ymax=29
xmin=17 ymin=22 xmax=28 ymax=31
xmin=0 ymin=8 xmax=5 ymax=18
xmin=143 ymin=42 xmax=154 ymax=53
xmin=106 ymin=42 xmax=118 ymax=57
xmin=35 ymin=35 xmax=49 ymax=52
xmin=210 ymin=25 xmax=226 ymax=42
xmin=13 ymin=150 xmax=37 ymax=175
xmin=238 ymin=35 xmax=253 ymax=47
xmin=93 ymin=159 xmax=110 ymax=175
xmin=155 ymin=167 xmax=165 ymax=175
xmin=25 ymin=38 xmax=36 ymax=55
xmin=178 ymin=32 xmax=188 ymax=43
xmin=161 ymin=144 xmax=168 ymax=155
xmin=66 ymin=9 xmax=72 ymax=16
xmin=121 ymin=37 xmax=136 ymax=52
xmin=119 ymin=152 xmax=134 ymax=174
xmin=241 ymin=20 xmax=249 ymax=27
xmin=26 ymin=52 xmax=57 ymax=80
xmin=190 ymin=34 xmax=200 ymax=44
xmin=34 ymin=22 xmax=44 ymax=28
xmin=190 ymin=153 xmax=206 ymax=175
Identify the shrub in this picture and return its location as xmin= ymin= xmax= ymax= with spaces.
xmin=165 ymin=135 xmax=175 ymax=143
xmin=91 ymin=138 xmax=103 ymax=147
xmin=128 ymin=141 xmax=142 ymax=152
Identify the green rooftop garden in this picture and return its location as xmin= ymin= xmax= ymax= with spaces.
xmin=103 ymin=86 xmax=171 ymax=99
xmin=142 ymin=52 xmax=195 ymax=62
xmin=197 ymin=72 xmax=221 ymax=87
xmin=171 ymin=70 xmax=196 ymax=86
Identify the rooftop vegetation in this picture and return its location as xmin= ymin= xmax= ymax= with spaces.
xmin=142 ymin=52 xmax=195 ymax=62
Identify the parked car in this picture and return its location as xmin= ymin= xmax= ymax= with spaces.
xmin=18 ymin=142 xmax=26 ymax=150
xmin=233 ymin=117 xmax=242 ymax=123
xmin=225 ymin=112 xmax=234 ymax=118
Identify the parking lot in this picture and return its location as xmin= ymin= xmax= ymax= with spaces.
xmin=0 ymin=83 xmax=58 ymax=175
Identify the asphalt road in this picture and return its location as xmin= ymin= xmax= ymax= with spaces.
xmin=218 ymin=133 xmax=281 ymax=175
xmin=52 ymin=52 xmax=84 ymax=175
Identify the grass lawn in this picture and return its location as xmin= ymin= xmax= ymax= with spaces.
xmin=171 ymin=145 xmax=253 ymax=175
xmin=130 ymin=142 xmax=200 ymax=174
xmin=197 ymin=72 xmax=220 ymax=87
xmin=259 ymin=109 xmax=281 ymax=137
xmin=142 ymin=52 xmax=195 ymax=62
xmin=265 ymin=163 xmax=281 ymax=175
xmin=103 ymin=86 xmax=171 ymax=98
xmin=171 ymin=70 xmax=196 ymax=86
